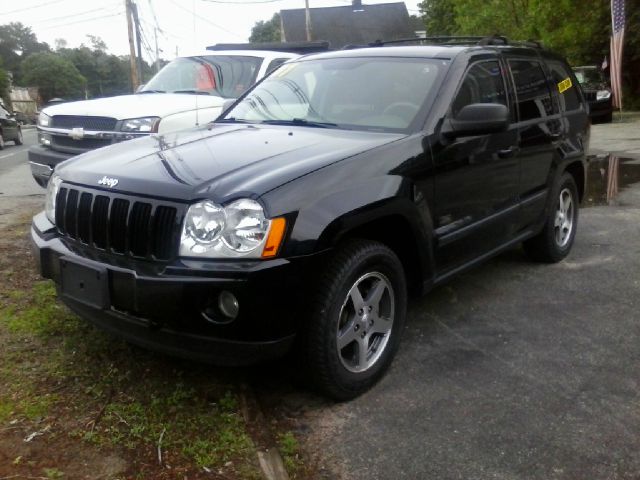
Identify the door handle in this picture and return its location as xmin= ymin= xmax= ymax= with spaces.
xmin=548 ymin=132 xmax=562 ymax=141
xmin=498 ymin=146 xmax=518 ymax=158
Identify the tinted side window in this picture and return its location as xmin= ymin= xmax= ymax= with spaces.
xmin=266 ymin=58 xmax=289 ymax=74
xmin=547 ymin=61 xmax=581 ymax=112
xmin=509 ymin=60 xmax=554 ymax=121
xmin=451 ymin=60 xmax=507 ymax=117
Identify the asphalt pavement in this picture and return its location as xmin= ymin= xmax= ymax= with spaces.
xmin=0 ymin=127 xmax=41 ymax=198
xmin=258 ymin=121 xmax=640 ymax=480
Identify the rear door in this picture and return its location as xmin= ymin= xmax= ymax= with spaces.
xmin=505 ymin=56 xmax=564 ymax=226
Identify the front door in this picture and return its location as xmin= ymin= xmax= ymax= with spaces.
xmin=431 ymin=58 xmax=520 ymax=275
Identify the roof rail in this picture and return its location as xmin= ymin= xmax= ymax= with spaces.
xmin=207 ymin=41 xmax=331 ymax=55
xmin=342 ymin=35 xmax=543 ymax=49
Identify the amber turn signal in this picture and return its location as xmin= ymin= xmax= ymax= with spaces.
xmin=261 ymin=217 xmax=286 ymax=258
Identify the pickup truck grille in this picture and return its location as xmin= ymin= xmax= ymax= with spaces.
xmin=52 ymin=136 xmax=112 ymax=151
xmin=54 ymin=186 xmax=180 ymax=261
xmin=51 ymin=115 xmax=118 ymax=131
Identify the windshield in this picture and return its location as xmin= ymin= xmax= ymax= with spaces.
xmin=142 ymin=55 xmax=263 ymax=98
xmin=574 ymin=68 xmax=605 ymax=85
xmin=223 ymin=57 xmax=444 ymax=132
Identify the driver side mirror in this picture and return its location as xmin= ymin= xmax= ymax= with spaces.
xmin=441 ymin=103 xmax=509 ymax=139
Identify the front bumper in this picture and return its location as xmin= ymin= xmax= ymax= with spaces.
xmin=28 ymin=145 xmax=74 ymax=187
xmin=31 ymin=212 xmax=314 ymax=365
xmin=588 ymin=98 xmax=613 ymax=118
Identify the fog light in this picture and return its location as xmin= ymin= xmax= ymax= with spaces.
xmin=218 ymin=290 xmax=239 ymax=319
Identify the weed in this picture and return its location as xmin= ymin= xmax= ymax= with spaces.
xmin=278 ymin=431 xmax=305 ymax=477
xmin=43 ymin=467 xmax=64 ymax=479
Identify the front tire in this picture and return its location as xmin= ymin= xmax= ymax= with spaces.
xmin=0 ymin=132 xmax=4 ymax=150
xmin=302 ymin=239 xmax=407 ymax=400
xmin=524 ymin=172 xmax=579 ymax=263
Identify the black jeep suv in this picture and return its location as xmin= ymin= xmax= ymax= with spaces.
xmin=31 ymin=38 xmax=589 ymax=399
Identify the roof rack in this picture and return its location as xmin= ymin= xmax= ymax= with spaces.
xmin=342 ymin=35 xmax=543 ymax=49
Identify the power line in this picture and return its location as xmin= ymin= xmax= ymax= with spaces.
xmin=38 ymin=11 xmax=124 ymax=31
xmin=0 ymin=0 xmax=65 ymax=16
xmin=200 ymin=0 xmax=283 ymax=3
xmin=167 ymin=0 xmax=243 ymax=39
xmin=32 ymin=6 xmax=114 ymax=24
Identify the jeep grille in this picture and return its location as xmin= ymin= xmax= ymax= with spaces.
xmin=54 ymin=186 xmax=180 ymax=261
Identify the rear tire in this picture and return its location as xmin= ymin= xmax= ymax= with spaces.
xmin=524 ymin=172 xmax=579 ymax=263
xmin=301 ymin=239 xmax=407 ymax=400
xmin=14 ymin=128 xmax=23 ymax=145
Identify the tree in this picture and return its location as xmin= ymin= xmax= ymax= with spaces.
xmin=21 ymin=52 xmax=86 ymax=103
xmin=249 ymin=13 xmax=281 ymax=43
xmin=0 ymin=62 xmax=9 ymax=108
xmin=0 ymin=22 xmax=50 ymax=83
xmin=418 ymin=0 xmax=458 ymax=36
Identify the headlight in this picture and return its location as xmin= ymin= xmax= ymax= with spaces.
xmin=596 ymin=90 xmax=611 ymax=101
xmin=120 ymin=116 xmax=160 ymax=132
xmin=38 ymin=112 xmax=51 ymax=127
xmin=180 ymin=199 xmax=285 ymax=258
xmin=45 ymin=174 xmax=62 ymax=224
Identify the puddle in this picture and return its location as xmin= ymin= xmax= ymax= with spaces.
xmin=583 ymin=154 xmax=640 ymax=207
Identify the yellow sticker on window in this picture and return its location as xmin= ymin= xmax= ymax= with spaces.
xmin=558 ymin=77 xmax=572 ymax=93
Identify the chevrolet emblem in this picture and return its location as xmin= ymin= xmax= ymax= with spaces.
xmin=70 ymin=127 xmax=84 ymax=140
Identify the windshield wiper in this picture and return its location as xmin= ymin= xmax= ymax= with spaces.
xmin=260 ymin=118 xmax=338 ymax=128
xmin=137 ymin=89 xmax=165 ymax=94
xmin=173 ymin=89 xmax=211 ymax=95
xmin=216 ymin=117 xmax=251 ymax=124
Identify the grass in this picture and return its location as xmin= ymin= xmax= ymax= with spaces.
xmin=0 ymin=212 xmax=309 ymax=478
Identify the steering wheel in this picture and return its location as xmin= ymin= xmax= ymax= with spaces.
xmin=382 ymin=102 xmax=420 ymax=118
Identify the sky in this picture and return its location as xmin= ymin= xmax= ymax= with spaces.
xmin=2 ymin=0 xmax=420 ymax=62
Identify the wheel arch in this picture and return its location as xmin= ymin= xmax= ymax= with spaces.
xmin=315 ymin=201 xmax=434 ymax=295
xmin=564 ymin=159 xmax=586 ymax=202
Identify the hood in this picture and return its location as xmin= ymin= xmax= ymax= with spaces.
xmin=42 ymin=93 xmax=225 ymax=120
xmin=57 ymin=124 xmax=405 ymax=202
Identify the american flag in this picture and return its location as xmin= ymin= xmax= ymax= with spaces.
xmin=610 ymin=0 xmax=625 ymax=109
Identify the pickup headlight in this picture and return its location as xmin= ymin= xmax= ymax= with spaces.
xmin=120 ymin=116 xmax=160 ymax=132
xmin=45 ymin=174 xmax=62 ymax=224
xmin=596 ymin=90 xmax=612 ymax=101
xmin=38 ymin=112 xmax=51 ymax=127
xmin=180 ymin=199 xmax=285 ymax=258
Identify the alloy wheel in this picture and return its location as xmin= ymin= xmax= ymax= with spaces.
xmin=554 ymin=187 xmax=574 ymax=247
xmin=336 ymin=272 xmax=395 ymax=373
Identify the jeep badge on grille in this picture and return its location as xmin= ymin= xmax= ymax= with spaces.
xmin=98 ymin=176 xmax=119 ymax=188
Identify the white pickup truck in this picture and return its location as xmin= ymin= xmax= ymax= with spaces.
xmin=29 ymin=49 xmax=298 ymax=186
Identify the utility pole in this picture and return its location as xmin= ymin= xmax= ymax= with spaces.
xmin=154 ymin=27 xmax=160 ymax=73
xmin=131 ymin=1 xmax=144 ymax=86
xmin=304 ymin=0 xmax=312 ymax=41
xmin=125 ymin=0 xmax=139 ymax=90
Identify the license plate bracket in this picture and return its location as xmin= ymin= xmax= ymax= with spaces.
xmin=60 ymin=257 xmax=109 ymax=309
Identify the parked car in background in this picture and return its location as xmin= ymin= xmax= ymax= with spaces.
xmin=573 ymin=65 xmax=613 ymax=123
xmin=32 ymin=36 xmax=589 ymax=399
xmin=29 ymin=49 xmax=298 ymax=187
xmin=0 ymin=103 xmax=23 ymax=148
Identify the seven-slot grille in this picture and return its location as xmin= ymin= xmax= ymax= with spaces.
xmin=51 ymin=115 xmax=118 ymax=131
xmin=54 ymin=185 xmax=179 ymax=261
xmin=583 ymin=91 xmax=597 ymax=102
